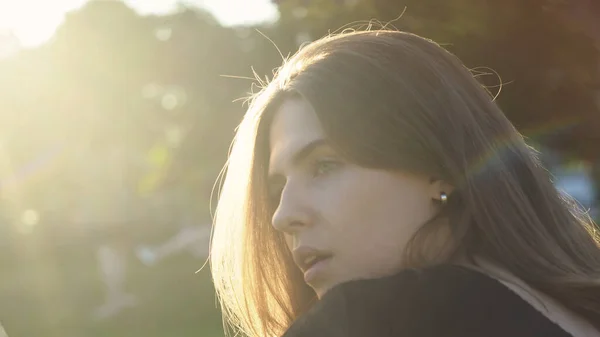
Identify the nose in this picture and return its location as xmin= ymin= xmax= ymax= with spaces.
xmin=271 ymin=181 xmax=311 ymax=234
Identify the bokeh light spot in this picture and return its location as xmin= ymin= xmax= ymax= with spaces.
xmin=161 ymin=93 xmax=178 ymax=110
xmin=155 ymin=27 xmax=172 ymax=41
xmin=18 ymin=209 xmax=40 ymax=234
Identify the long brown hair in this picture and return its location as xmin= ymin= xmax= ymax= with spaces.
xmin=210 ymin=30 xmax=600 ymax=337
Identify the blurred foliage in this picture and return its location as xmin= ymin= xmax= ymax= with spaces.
xmin=0 ymin=0 xmax=599 ymax=336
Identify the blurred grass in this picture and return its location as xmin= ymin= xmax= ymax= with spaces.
xmin=0 ymin=243 xmax=224 ymax=337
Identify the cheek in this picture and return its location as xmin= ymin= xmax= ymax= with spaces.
xmin=325 ymin=171 xmax=431 ymax=233
xmin=322 ymin=171 xmax=434 ymax=269
xmin=284 ymin=234 xmax=294 ymax=252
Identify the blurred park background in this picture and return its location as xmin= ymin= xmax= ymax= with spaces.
xmin=0 ymin=0 xmax=600 ymax=336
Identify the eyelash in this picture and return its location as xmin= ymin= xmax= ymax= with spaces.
xmin=311 ymin=158 xmax=341 ymax=177
xmin=268 ymin=158 xmax=342 ymax=207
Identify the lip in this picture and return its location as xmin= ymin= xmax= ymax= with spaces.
xmin=292 ymin=246 xmax=333 ymax=273
xmin=303 ymin=256 xmax=332 ymax=283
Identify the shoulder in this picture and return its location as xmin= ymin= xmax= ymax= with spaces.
xmin=283 ymin=265 xmax=570 ymax=337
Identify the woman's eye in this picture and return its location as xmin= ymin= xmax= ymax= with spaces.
xmin=313 ymin=159 xmax=340 ymax=177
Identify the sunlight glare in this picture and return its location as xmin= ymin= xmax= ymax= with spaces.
xmin=0 ymin=0 xmax=88 ymax=48
xmin=0 ymin=0 xmax=278 ymax=48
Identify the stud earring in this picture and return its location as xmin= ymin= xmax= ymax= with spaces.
xmin=440 ymin=192 xmax=448 ymax=205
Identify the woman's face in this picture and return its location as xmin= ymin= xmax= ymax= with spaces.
xmin=268 ymin=97 xmax=446 ymax=298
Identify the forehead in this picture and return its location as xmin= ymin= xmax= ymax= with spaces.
xmin=268 ymin=98 xmax=325 ymax=172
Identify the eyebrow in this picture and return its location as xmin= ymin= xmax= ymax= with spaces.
xmin=268 ymin=138 xmax=330 ymax=180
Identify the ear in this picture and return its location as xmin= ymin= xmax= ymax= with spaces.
xmin=429 ymin=179 xmax=455 ymax=202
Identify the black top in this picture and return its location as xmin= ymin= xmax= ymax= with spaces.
xmin=282 ymin=265 xmax=574 ymax=337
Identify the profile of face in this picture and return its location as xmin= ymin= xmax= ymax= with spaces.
xmin=268 ymin=97 xmax=450 ymax=298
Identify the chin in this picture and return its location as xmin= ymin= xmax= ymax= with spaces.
xmin=312 ymin=278 xmax=343 ymax=299
xmin=308 ymin=279 xmax=331 ymax=299
xmin=315 ymin=286 xmax=329 ymax=299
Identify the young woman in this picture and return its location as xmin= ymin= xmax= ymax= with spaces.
xmin=210 ymin=30 xmax=600 ymax=337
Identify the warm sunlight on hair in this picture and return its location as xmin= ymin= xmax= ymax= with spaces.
xmin=211 ymin=84 xmax=287 ymax=337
